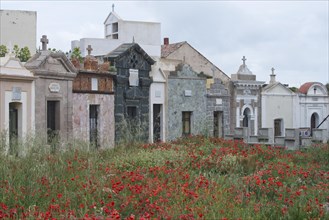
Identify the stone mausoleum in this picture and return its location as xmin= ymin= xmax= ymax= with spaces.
xmin=25 ymin=36 xmax=77 ymax=144
xmin=72 ymin=45 xmax=115 ymax=149
xmin=167 ymin=63 xmax=208 ymax=141
xmin=104 ymin=43 xmax=154 ymax=143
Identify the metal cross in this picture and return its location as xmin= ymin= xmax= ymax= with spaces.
xmin=242 ymin=56 xmax=247 ymax=65
xmin=86 ymin=45 xmax=93 ymax=55
xmin=40 ymin=35 xmax=49 ymax=51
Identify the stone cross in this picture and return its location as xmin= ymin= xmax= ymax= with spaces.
xmin=271 ymin=67 xmax=275 ymax=75
xmin=242 ymin=56 xmax=246 ymax=65
xmin=40 ymin=35 xmax=48 ymax=51
xmin=86 ymin=45 xmax=93 ymax=55
xmin=112 ymin=4 xmax=115 ymax=12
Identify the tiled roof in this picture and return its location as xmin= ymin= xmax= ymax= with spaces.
xmin=161 ymin=41 xmax=186 ymax=58
xmin=104 ymin=43 xmax=155 ymax=65
xmin=299 ymin=82 xmax=317 ymax=94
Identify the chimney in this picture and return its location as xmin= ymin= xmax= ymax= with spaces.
xmin=164 ymin=37 xmax=169 ymax=45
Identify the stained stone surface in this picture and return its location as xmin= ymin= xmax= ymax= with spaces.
xmin=167 ymin=64 xmax=207 ymax=141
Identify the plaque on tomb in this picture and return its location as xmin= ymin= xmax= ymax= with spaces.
xmin=155 ymin=90 xmax=161 ymax=98
xmin=243 ymin=89 xmax=251 ymax=95
xmin=12 ymin=87 xmax=21 ymax=100
xmin=184 ymin=90 xmax=192 ymax=97
xmin=129 ymin=69 xmax=139 ymax=86
xmin=216 ymin=98 xmax=222 ymax=105
xmin=91 ymin=78 xmax=98 ymax=91
xmin=49 ymin=83 xmax=60 ymax=93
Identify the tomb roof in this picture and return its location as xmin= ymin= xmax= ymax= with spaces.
xmin=236 ymin=56 xmax=252 ymax=75
xmin=104 ymin=43 xmax=155 ymax=65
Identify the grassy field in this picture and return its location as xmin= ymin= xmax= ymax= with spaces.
xmin=0 ymin=136 xmax=328 ymax=219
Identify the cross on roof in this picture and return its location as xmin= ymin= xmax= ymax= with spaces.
xmin=271 ymin=67 xmax=275 ymax=75
xmin=40 ymin=35 xmax=48 ymax=51
xmin=86 ymin=45 xmax=93 ymax=55
xmin=242 ymin=56 xmax=247 ymax=65
xmin=112 ymin=4 xmax=115 ymax=12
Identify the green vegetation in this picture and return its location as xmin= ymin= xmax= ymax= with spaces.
xmin=12 ymin=44 xmax=31 ymax=62
xmin=70 ymin=47 xmax=83 ymax=63
xmin=0 ymin=45 xmax=8 ymax=57
xmin=0 ymin=136 xmax=328 ymax=219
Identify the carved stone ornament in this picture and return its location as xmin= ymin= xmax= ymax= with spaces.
xmin=49 ymin=83 xmax=60 ymax=93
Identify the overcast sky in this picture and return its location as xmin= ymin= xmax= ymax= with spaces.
xmin=2 ymin=0 xmax=328 ymax=87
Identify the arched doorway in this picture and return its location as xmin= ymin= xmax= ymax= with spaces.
xmin=243 ymin=108 xmax=250 ymax=128
xmin=311 ymin=113 xmax=319 ymax=129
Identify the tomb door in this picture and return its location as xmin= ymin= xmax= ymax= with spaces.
xmin=243 ymin=108 xmax=250 ymax=128
xmin=214 ymin=111 xmax=223 ymax=138
xmin=153 ymin=104 xmax=162 ymax=142
xmin=274 ymin=119 xmax=283 ymax=136
xmin=311 ymin=113 xmax=319 ymax=130
xmin=89 ymin=105 xmax=99 ymax=148
xmin=9 ymin=103 xmax=18 ymax=151
xmin=182 ymin=112 xmax=192 ymax=136
xmin=47 ymin=101 xmax=60 ymax=143
xmin=310 ymin=113 xmax=319 ymax=136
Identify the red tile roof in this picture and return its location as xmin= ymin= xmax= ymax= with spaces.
xmin=161 ymin=41 xmax=186 ymax=58
xmin=299 ymin=82 xmax=317 ymax=94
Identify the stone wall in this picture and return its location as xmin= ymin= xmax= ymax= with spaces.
xmin=72 ymin=93 xmax=115 ymax=148
xmin=167 ymin=64 xmax=207 ymax=141
xmin=34 ymin=78 xmax=74 ymax=141
xmin=206 ymin=78 xmax=230 ymax=137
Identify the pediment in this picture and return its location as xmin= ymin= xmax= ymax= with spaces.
xmin=4 ymin=58 xmax=23 ymax=68
xmin=171 ymin=63 xmax=200 ymax=78
xmin=104 ymin=12 xmax=121 ymax=25
xmin=25 ymin=51 xmax=77 ymax=78
xmin=0 ymin=57 xmax=34 ymax=77
xmin=263 ymin=83 xmax=294 ymax=95
xmin=43 ymin=56 xmax=71 ymax=73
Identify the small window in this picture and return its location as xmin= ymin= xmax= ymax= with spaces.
xmin=127 ymin=106 xmax=137 ymax=119
xmin=112 ymin=22 xmax=118 ymax=33
xmin=91 ymin=78 xmax=98 ymax=91
xmin=182 ymin=111 xmax=192 ymax=136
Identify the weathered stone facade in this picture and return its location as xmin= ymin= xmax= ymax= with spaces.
xmin=105 ymin=43 xmax=154 ymax=143
xmin=72 ymin=53 xmax=115 ymax=149
xmin=167 ymin=64 xmax=207 ymax=141
xmin=72 ymin=94 xmax=114 ymax=148
xmin=25 ymin=39 xmax=77 ymax=143
xmin=206 ymin=78 xmax=230 ymax=138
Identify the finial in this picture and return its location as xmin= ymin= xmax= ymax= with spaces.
xmin=132 ymin=36 xmax=135 ymax=43
xmin=40 ymin=35 xmax=49 ymax=51
xmin=242 ymin=56 xmax=246 ymax=65
xmin=112 ymin=4 xmax=115 ymax=12
xmin=86 ymin=45 xmax=93 ymax=55
xmin=269 ymin=67 xmax=276 ymax=84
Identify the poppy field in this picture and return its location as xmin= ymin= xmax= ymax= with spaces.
xmin=0 ymin=136 xmax=328 ymax=219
